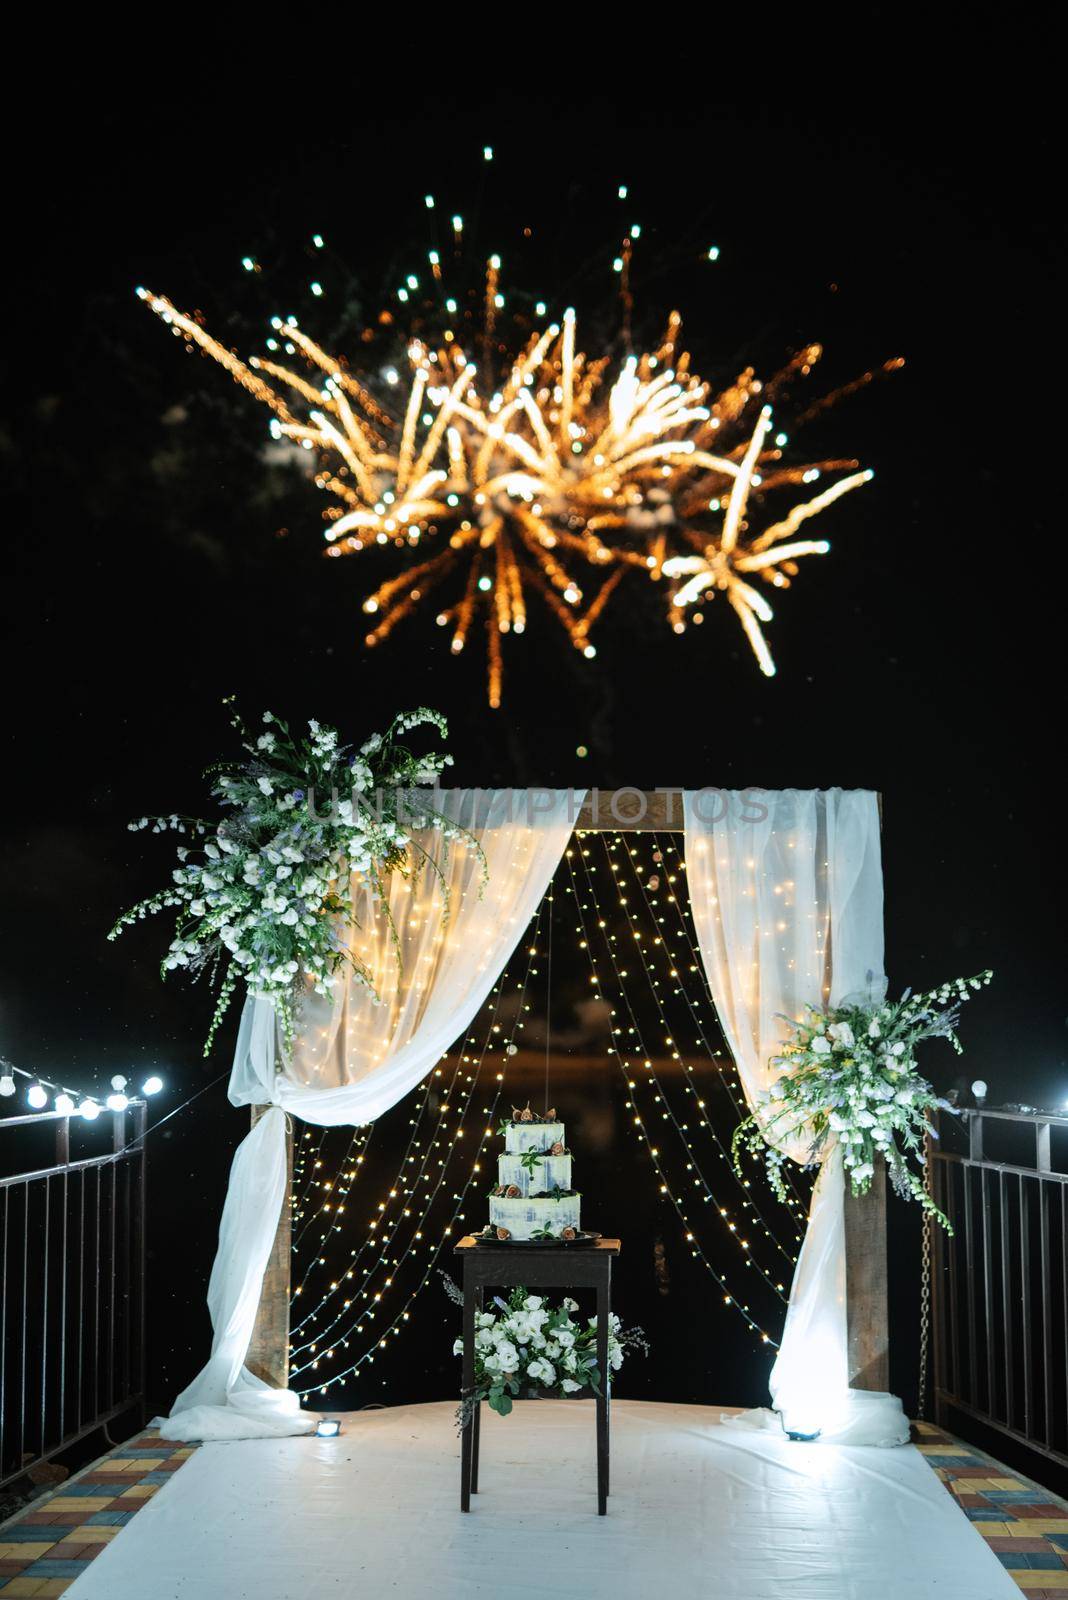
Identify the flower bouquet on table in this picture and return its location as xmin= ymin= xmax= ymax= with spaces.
xmin=732 ymin=970 xmax=993 ymax=1230
xmin=110 ymin=702 xmax=481 ymax=1054
xmin=445 ymin=1285 xmax=648 ymax=1427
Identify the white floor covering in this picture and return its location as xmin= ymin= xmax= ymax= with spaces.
xmin=67 ymin=1400 xmax=1018 ymax=1600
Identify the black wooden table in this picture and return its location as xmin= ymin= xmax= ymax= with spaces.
xmin=453 ymin=1236 xmax=620 ymax=1514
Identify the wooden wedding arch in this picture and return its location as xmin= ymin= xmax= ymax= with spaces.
xmin=247 ymin=790 xmax=889 ymax=1403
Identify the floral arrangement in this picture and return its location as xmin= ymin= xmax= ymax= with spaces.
xmin=442 ymin=1281 xmax=647 ymax=1424
xmin=110 ymin=703 xmax=476 ymax=1055
xmin=732 ymin=970 xmax=993 ymax=1228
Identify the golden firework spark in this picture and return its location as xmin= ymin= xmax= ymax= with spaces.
xmin=138 ymin=281 xmax=898 ymax=700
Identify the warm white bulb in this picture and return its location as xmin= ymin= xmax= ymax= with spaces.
xmin=110 ymin=1074 xmax=128 ymax=1091
xmin=142 ymin=1075 xmax=163 ymax=1095
xmin=971 ymin=1080 xmax=988 ymax=1100
xmin=0 ymin=1074 xmax=17 ymax=1097
xmin=27 ymin=1084 xmax=49 ymax=1110
xmin=80 ymin=1100 xmax=101 ymax=1121
xmin=55 ymin=1094 xmax=75 ymax=1115
xmin=106 ymin=1092 xmax=130 ymax=1113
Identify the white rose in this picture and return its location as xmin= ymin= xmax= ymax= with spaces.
xmin=810 ymin=1035 xmax=831 ymax=1055
xmin=452 ymin=1337 xmax=463 ymax=1356
xmin=828 ymin=1022 xmax=854 ymax=1049
xmin=561 ymin=1377 xmax=582 ymax=1392
xmin=495 ymin=1341 xmax=518 ymax=1373
xmin=257 ymin=778 xmax=273 ymax=796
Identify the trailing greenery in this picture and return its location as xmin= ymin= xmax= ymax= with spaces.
xmin=732 ymin=970 xmax=993 ymax=1230
xmin=110 ymin=702 xmax=481 ymax=1055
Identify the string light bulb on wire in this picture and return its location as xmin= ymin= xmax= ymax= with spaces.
xmin=0 ymin=1055 xmax=164 ymax=1116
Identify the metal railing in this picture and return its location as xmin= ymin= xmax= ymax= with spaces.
xmin=0 ymin=1104 xmax=146 ymax=1489
xmin=930 ymin=1105 xmax=1068 ymax=1471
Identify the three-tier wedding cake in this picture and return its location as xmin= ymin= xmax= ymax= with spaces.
xmin=487 ymin=1106 xmax=581 ymax=1241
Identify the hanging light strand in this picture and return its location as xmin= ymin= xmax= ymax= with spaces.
xmin=564 ymin=847 xmax=781 ymax=1347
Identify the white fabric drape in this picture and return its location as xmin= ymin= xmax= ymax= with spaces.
xmin=162 ymin=789 xmax=582 ymax=1443
xmin=684 ymin=788 xmax=908 ymax=1445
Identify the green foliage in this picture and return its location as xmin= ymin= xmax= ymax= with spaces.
xmin=110 ymin=703 xmax=484 ymax=1054
xmin=450 ymin=1287 xmax=647 ymax=1429
xmin=733 ymin=970 xmax=993 ymax=1230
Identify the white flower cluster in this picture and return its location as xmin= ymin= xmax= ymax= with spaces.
xmin=733 ymin=970 xmax=993 ymax=1229
xmin=453 ymin=1289 xmax=640 ymax=1421
xmin=110 ymin=705 xmax=477 ymax=1056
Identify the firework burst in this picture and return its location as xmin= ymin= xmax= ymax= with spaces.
xmin=139 ymin=272 xmax=899 ymax=700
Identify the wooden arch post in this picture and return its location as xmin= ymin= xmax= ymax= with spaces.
xmin=247 ymin=788 xmax=888 ymax=1397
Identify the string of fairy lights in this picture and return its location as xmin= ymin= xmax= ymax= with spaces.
xmin=632 ymin=832 xmax=814 ymax=1217
xmin=583 ymin=835 xmax=803 ymax=1268
xmin=609 ymin=834 xmax=811 ymax=1229
xmin=282 ymin=833 xmax=815 ymax=1399
xmin=290 ymin=905 xmax=546 ymax=1396
xmin=564 ymin=845 xmax=783 ymax=1339
xmin=287 ymin=925 xmax=533 ymax=1342
xmin=288 ymin=956 xmax=517 ymax=1352
xmin=137 ymin=163 xmax=900 ymax=706
xmin=0 ymin=1055 xmax=164 ymax=1118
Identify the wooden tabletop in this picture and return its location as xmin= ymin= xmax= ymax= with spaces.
xmin=454 ymin=1236 xmax=620 ymax=1253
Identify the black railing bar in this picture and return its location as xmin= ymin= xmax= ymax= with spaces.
xmin=0 ymin=1150 xmax=141 ymax=1192
xmin=947 ymin=1163 xmax=961 ymax=1402
xmin=1062 ymin=1188 xmax=1068 ymax=1448
xmin=40 ymin=1175 xmax=50 ymax=1462
xmin=932 ymin=1153 xmax=1068 ymax=1185
xmin=77 ymin=1171 xmax=85 ymax=1434
xmin=961 ymin=1108 xmax=1068 ymax=1130
xmin=0 ymin=1190 xmax=8 ymax=1469
xmin=58 ymin=1161 xmax=68 ymax=1444
xmin=108 ymin=1161 xmax=117 ymax=1414
xmin=935 ymin=1389 xmax=1068 ymax=1474
xmin=19 ymin=1185 xmax=28 ymax=1474
xmin=0 ymin=1395 xmax=144 ymax=1494
xmin=1039 ymin=1181 xmax=1054 ymax=1450
xmin=1020 ymin=1173 xmax=1033 ymax=1440
xmin=135 ymin=1104 xmax=147 ymax=1426
xmin=93 ymin=1166 xmax=100 ymax=1423
xmin=1000 ymin=1170 xmax=1014 ymax=1432
xmin=980 ymin=1165 xmax=995 ymax=1420
xmin=964 ymin=1164 xmax=978 ymax=1406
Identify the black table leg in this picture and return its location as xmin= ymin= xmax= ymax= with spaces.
xmin=471 ymin=1288 xmax=482 ymax=1494
xmin=460 ymin=1265 xmax=476 ymax=1511
xmin=596 ymin=1272 xmax=609 ymax=1515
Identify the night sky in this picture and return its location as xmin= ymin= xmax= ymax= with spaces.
xmin=3 ymin=56 xmax=1062 ymax=1424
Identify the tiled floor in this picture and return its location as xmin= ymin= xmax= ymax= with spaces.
xmin=0 ymin=1421 xmax=1065 ymax=1595
xmin=0 ymin=1433 xmax=194 ymax=1596
xmin=916 ymin=1421 xmax=1068 ymax=1597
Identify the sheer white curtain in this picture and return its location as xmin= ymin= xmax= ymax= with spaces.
xmin=162 ymin=789 xmax=582 ymax=1443
xmin=684 ymin=788 xmax=908 ymax=1445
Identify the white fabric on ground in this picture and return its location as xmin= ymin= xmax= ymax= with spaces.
xmin=69 ymin=1401 xmax=1018 ymax=1600
xmin=162 ymin=790 xmax=581 ymax=1443
xmin=684 ymin=789 xmax=908 ymax=1444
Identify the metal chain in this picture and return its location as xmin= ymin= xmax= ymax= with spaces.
xmin=917 ymin=1137 xmax=933 ymax=1420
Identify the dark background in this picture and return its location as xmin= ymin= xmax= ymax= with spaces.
xmin=2 ymin=45 xmax=1063 ymax=1437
